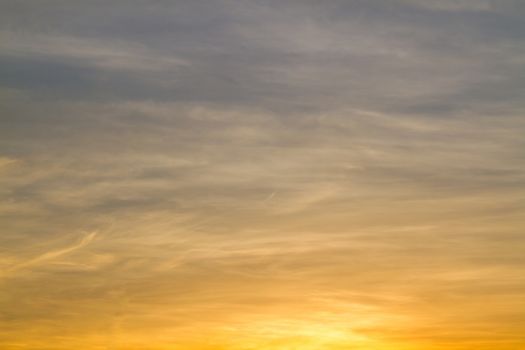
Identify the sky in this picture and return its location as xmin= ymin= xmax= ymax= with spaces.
xmin=1 ymin=1 xmax=525 ymax=349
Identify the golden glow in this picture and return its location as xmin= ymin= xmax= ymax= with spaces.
xmin=2 ymin=104 xmax=525 ymax=349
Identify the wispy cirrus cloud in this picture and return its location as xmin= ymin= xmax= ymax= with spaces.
xmin=2 ymin=231 xmax=97 ymax=277
xmin=1 ymin=1 xmax=524 ymax=349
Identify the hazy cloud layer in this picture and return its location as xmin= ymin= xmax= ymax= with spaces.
xmin=1 ymin=1 xmax=524 ymax=349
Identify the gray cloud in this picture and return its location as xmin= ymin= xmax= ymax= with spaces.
xmin=2 ymin=0 xmax=524 ymax=113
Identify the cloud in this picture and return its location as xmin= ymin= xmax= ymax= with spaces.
xmin=1 ymin=0 xmax=524 ymax=112
xmin=2 ymin=231 xmax=97 ymax=277
xmin=2 ymin=32 xmax=189 ymax=72
xmin=1 ymin=1 xmax=524 ymax=349
xmin=0 ymin=156 xmax=19 ymax=169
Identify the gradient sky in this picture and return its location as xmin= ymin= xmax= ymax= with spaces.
xmin=1 ymin=1 xmax=525 ymax=349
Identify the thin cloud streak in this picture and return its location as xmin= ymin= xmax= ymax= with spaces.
xmin=2 ymin=231 xmax=97 ymax=277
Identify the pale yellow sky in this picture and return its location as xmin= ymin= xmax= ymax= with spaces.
xmin=1 ymin=1 xmax=525 ymax=349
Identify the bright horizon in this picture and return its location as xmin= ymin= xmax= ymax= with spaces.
xmin=1 ymin=1 xmax=525 ymax=349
